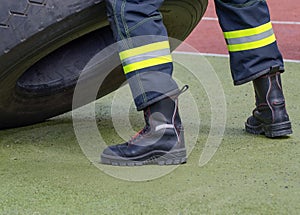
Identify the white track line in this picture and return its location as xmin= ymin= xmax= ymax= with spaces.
xmin=173 ymin=51 xmax=300 ymax=63
xmin=202 ymin=17 xmax=300 ymax=25
xmin=202 ymin=17 xmax=218 ymax=21
xmin=272 ymin=20 xmax=300 ymax=25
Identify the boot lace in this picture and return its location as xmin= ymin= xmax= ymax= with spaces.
xmin=128 ymin=125 xmax=150 ymax=145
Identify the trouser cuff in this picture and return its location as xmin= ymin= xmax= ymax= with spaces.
xmin=234 ymin=65 xmax=284 ymax=85
xmin=126 ymin=70 xmax=179 ymax=111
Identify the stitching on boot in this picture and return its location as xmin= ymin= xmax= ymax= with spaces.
xmin=266 ymin=76 xmax=275 ymax=123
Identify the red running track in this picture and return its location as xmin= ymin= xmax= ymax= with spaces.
xmin=183 ymin=0 xmax=300 ymax=61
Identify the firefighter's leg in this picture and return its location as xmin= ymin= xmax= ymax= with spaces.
xmin=215 ymin=0 xmax=292 ymax=137
xmin=105 ymin=0 xmax=179 ymax=110
xmin=101 ymin=0 xmax=187 ymax=165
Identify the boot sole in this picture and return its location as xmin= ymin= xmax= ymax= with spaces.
xmin=245 ymin=121 xmax=292 ymax=138
xmin=101 ymin=148 xmax=187 ymax=166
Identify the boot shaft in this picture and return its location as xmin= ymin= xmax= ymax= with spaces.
xmin=253 ymin=72 xmax=289 ymax=124
xmin=143 ymin=95 xmax=182 ymax=131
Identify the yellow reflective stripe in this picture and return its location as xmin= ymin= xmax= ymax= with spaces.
xmin=224 ymin=22 xmax=273 ymax=39
xmin=227 ymin=34 xmax=276 ymax=52
xmin=119 ymin=41 xmax=170 ymax=61
xmin=123 ymin=55 xmax=172 ymax=74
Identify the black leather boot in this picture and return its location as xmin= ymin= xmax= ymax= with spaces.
xmin=245 ymin=71 xmax=292 ymax=138
xmin=101 ymin=91 xmax=186 ymax=166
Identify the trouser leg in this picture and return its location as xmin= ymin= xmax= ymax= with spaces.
xmin=102 ymin=0 xmax=187 ymax=165
xmin=214 ymin=0 xmax=292 ymax=137
xmin=214 ymin=0 xmax=284 ymax=85
xmin=105 ymin=0 xmax=179 ymax=111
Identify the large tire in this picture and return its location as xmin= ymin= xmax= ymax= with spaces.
xmin=0 ymin=0 xmax=208 ymax=129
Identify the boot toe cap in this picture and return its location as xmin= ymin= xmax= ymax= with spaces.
xmin=102 ymin=146 xmax=120 ymax=157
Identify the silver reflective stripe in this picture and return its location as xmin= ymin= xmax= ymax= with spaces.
xmin=155 ymin=124 xmax=175 ymax=131
xmin=121 ymin=48 xmax=171 ymax=66
xmin=226 ymin=29 xmax=274 ymax=45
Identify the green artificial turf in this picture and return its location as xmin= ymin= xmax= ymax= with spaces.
xmin=0 ymin=55 xmax=299 ymax=214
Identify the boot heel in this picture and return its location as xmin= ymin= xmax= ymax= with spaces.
xmin=245 ymin=122 xmax=264 ymax=135
xmin=156 ymin=149 xmax=187 ymax=165
xmin=264 ymin=121 xmax=293 ymax=138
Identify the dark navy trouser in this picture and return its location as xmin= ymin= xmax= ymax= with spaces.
xmin=215 ymin=0 xmax=284 ymax=85
xmin=105 ymin=0 xmax=284 ymax=110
